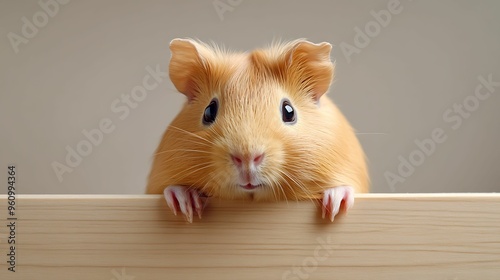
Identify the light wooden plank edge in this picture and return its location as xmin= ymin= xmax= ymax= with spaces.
xmin=8 ymin=192 xmax=500 ymax=199
xmin=0 ymin=193 xmax=499 ymax=280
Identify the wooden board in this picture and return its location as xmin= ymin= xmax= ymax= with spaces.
xmin=1 ymin=194 xmax=499 ymax=280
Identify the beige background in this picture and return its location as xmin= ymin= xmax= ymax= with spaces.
xmin=0 ymin=0 xmax=499 ymax=194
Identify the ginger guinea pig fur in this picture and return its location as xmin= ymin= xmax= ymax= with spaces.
xmin=146 ymin=38 xmax=369 ymax=222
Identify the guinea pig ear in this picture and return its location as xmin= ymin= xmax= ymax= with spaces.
xmin=169 ymin=38 xmax=209 ymax=101
xmin=284 ymin=40 xmax=334 ymax=101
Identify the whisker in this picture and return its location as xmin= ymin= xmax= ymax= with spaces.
xmin=266 ymin=177 xmax=278 ymax=202
xmin=154 ymin=149 xmax=219 ymax=157
xmin=169 ymin=125 xmax=216 ymax=145
xmin=169 ymin=136 xmax=213 ymax=148
xmin=277 ymin=171 xmax=298 ymax=203
xmin=282 ymin=170 xmax=315 ymax=204
xmin=271 ymin=175 xmax=288 ymax=205
xmin=171 ymin=162 xmax=215 ymax=184
xmin=185 ymin=172 xmax=211 ymax=193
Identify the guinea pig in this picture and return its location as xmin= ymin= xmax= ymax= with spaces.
xmin=146 ymin=38 xmax=369 ymax=223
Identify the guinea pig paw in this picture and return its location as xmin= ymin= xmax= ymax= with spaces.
xmin=321 ymin=186 xmax=354 ymax=222
xmin=163 ymin=186 xmax=203 ymax=223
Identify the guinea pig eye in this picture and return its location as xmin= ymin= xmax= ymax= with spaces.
xmin=203 ymin=98 xmax=218 ymax=125
xmin=281 ymin=99 xmax=296 ymax=124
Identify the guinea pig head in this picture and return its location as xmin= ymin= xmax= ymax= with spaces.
xmin=164 ymin=38 xmax=335 ymax=201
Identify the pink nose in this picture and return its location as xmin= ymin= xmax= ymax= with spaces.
xmin=231 ymin=153 xmax=264 ymax=167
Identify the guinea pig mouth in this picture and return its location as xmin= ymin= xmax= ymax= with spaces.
xmin=240 ymin=184 xmax=263 ymax=191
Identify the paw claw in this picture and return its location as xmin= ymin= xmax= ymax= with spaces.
xmin=163 ymin=186 xmax=204 ymax=223
xmin=190 ymin=189 xmax=203 ymax=219
xmin=321 ymin=186 xmax=354 ymax=222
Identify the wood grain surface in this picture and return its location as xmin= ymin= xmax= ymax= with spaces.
xmin=0 ymin=194 xmax=499 ymax=280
